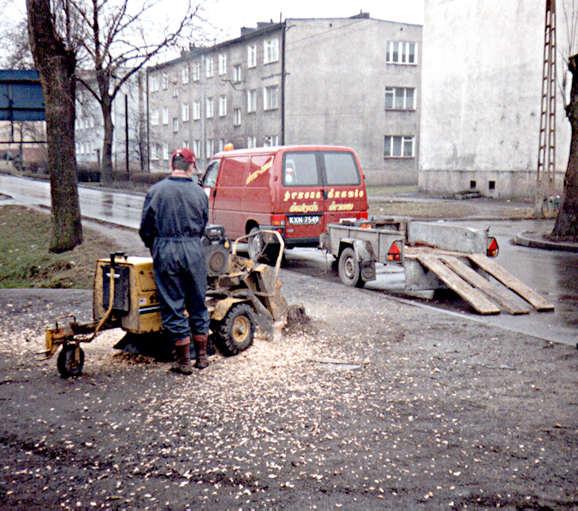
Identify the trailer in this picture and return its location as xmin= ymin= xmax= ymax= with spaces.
xmin=321 ymin=218 xmax=554 ymax=315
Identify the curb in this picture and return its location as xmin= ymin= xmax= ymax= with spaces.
xmin=514 ymin=231 xmax=578 ymax=253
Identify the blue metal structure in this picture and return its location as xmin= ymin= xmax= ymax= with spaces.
xmin=0 ymin=69 xmax=45 ymax=121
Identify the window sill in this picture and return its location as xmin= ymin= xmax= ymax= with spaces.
xmin=385 ymin=108 xmax=417 ymax=112
xmin=384 ymin=156 xmax=415 ymax=160
xmin=385 ymin=62 xmax=418 ymax=66
xmin=263 ymin=60 xmax=279 ymax=66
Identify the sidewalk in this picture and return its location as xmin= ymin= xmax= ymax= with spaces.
xmin=514 ymin=228 xmax=578 ymax=253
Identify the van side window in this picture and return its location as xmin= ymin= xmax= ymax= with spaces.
xmin=203 ymin=161 xmax=220 ymax=187
xmin=283 ymin=152 xmax=320 ymax=186
xmin=323 ymin=152 xmax=360 ymax=185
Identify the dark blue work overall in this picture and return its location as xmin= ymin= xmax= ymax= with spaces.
xmin=139 ymin=176 xmax=209 ymax=341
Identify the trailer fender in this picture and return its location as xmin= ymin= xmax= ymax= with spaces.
xmin=338 ymin=239 xmax=377 ymax=282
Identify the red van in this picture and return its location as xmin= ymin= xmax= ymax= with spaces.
xmin=202 ymin=145 xmax=368 ymax=261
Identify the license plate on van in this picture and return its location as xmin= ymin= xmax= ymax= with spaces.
xmin=288 ymin=215 xmax=321 ymax=225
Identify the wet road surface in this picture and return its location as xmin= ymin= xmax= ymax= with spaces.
xmin=1 ymin=175 xmax=576 ymax=346
xmin=0 ymin=174 xmax=144 ymax=228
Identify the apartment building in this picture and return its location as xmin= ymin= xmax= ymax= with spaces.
xmin=147 ymin=14 xmax=422 ymax=185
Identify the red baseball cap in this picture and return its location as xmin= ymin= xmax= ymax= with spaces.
xmin=171 ymin=147 xmax=196 ymax=167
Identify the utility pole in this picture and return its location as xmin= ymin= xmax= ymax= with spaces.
xmin=536 ymin=0 xmax=557 ymax=217
xmin=125 ymin=93 xmax=129 ymax=180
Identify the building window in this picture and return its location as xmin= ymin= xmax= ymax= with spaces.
xmin=247 ymin=136 xmax=257 ymax=148
xmin=183 ymin=140 xmax=190 ymax=149
xmin=233 ymin=107 xmax=242 ymax=126
xmin=172 ymin=117 xmax=179 ymax=133
xmin=192 ymin=100 xmax=200 ymax=120
xmin=193 ymin=139 xmax=201 ymax=159
xmin=386 ymin=41 xmax=418 ymax=65
xmin=385 ymin=87 xmax=416 ymax=110
xmin=206 ymin=139 xmax=214 ymax=158
xmin=205 ymin=56 xmax=214 ymax=77
xmin=162 ymin=107 xmax=169 ymax=125
xmin=150 ymin=74 xmax=160 ymax=92
xmin=247 ymin=44 xmax=257 ymax=68
xmin=218 ymin=53 xmax=227 ymax=75
xmin=263 ymin=38 xmax=279 ymax=64
xmin=264 ymin=135 xmax=279 ymax=146
xmin=151 ymin=143 xmax=159 ymax=160
xmin=233 ymin=64 xmax=242 ymax=83
xmin=247 ymin=89 xmax=257 ymax=113
xmin=182 ymin=103 xmax=189 ymax=122
xmin=384 ymin=135 xmax=415 ymax=158
xmin=218 ymin=95 xmax=227 ymax=117
xmin=162 ymin=143 xmax=169 ymax=160
xmin=192 ymin=61 xmax=200 ymax=81
xmin=161 ymin=73 xmax=168 ymax=90
xmin=206 ymin=97 xmax=214 ymax=118
xmin=181 ymin=66 xmax=189 ymax=84
xmin=264 ymin=85 xmax=279 ymax=110
xmin=172 ymin=86 xmax=179 ymax=98
xmin=218 ymin=139 xmax=225 ymax=152
xmin=150 ymin=110 xmax=159 ymax=126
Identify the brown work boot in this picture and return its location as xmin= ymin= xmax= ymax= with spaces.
xmin=192 ymin=334 xmax=209 ymax=370
xmin=170 ymin=337 xmax=193 ymax=375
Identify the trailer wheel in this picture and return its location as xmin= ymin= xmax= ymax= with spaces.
xmin=57 ymin=344 xmax=85 ymax=378
xmin=338 ymin=247 xmax=365 ymax=288
xmin=212 ymin=303 xmax=255 ymax=356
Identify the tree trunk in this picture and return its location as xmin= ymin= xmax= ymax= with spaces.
xmin=26 ymin=0 xmax=83 ymax=252
xmin=100 ymin=97 xmax=114 ymax=185
xmin=552 ymin=54 xmax=578 ymax=241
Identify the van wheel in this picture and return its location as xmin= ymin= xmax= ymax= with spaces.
xmin=338 ymin=247 xmax=365 ymax=288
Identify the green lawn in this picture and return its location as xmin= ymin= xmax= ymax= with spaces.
xmin=0 ymin=206 xmax=121 ymax=288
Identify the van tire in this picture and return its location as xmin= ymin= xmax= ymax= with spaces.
xmin=338 ymin=247 xmax=365 ymax=288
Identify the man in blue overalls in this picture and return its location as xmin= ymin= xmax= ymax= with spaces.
xmin=139 ymin=148 xmax=209 ymax=374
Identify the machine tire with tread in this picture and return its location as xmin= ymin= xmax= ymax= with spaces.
xmin=212 ymin=303 xmax=255 ymax=356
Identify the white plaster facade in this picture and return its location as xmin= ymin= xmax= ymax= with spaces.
xmin=419 ymin=0 xmax=575 ymax=199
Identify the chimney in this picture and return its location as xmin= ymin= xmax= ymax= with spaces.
xmin=350 ymin=11 xmax=370 ymax=19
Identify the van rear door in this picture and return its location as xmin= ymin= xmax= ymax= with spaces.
xmin=319 ymin=150 xmax=367 ymax=228
xmin=280 ymin=151 xmax=324 ymax=243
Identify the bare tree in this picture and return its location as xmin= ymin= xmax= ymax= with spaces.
xmin=26 ymin=0 xmax=83 ymax=252
xmin=70 ymin=0 xmax=199 ymax=184
xmin=551 ymin=1 xmax=578 ymax=240
xmin=552 ymin=53 xmax=578 ymax=240
xmin=1 ymin=19 xmax=34 ymax=69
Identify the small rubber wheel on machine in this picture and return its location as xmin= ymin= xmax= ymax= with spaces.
xmin=338 ymin=247 xmax=365 ymax=288
xmin=212 ymin=303 xmax=256 ymax=356
xmin=57 ymin=344 xmax=85 ymax=378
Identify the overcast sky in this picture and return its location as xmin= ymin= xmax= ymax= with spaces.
xmin=199 ymin=0 xmax=424 ymax=42
xmin=1 ymin=0 xmax=424 ymax=63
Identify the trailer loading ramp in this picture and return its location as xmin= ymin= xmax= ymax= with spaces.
xmin=408 ymin=251 xmax=555 ymax=315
